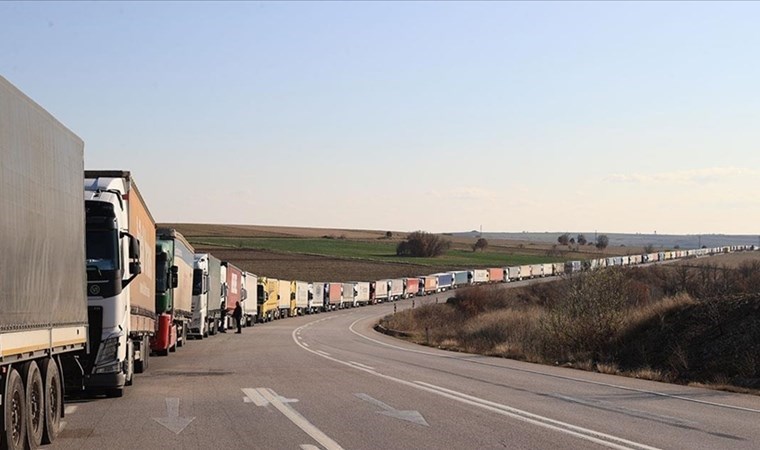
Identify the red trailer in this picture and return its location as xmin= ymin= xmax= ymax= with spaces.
xmin=327 ymin=282 xmax=342 ymax=309
xmin=488 ymin=268 xmax=505 ymax=283
xmin=404 ymin=278 xmax=420 ymax=298
xmin=222 ymin=262 xmax=243 ymax=326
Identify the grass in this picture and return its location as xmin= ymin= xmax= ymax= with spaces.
xmin=188 ymin=236 xmax=562 ymax=267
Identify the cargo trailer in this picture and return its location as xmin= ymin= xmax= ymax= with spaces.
xmin=470 ymin=270 xmax=489 ymax=284
xmin=403 ymin=278 xmax=420 ymax=298
xmin=191 ymin=253 xmax=222 ymax=338
xmin=488 ymin=268 xmax=505 ymax=283
xmin=389 ymin=279 xmax=405 ymax=301
xmin=354 ymin=282 xmax=371 ymax=306
xmin=1 ymin=76 xmax=89 ymax=447
xmin=451 ymin=271 xmax=470 ymax=288
xmin=242 ymin=272 xmax=257 ymax=326
xmin=327 ymin=282 xmax=342 ymax=310
xmin=292 ymin=281 xmax=309 ymax=314
xmin=309 ymin=282 xmax=326 ymax=312
xmin=279 ymin=280 xmax=293 ymax=317
xmin=373 ymin=280 xmax=390 ymax=303
xmin=506 ymin=266 xmax=521 ymax=281
xmin=435 ymin=273 xmax=454 ymax=291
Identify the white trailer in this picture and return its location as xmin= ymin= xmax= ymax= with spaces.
xmin=506 ymin=266 xmax=521 ymax=281
xmin=354 ymin=282 xmax=371 ymax=306
xmin=243 ymin=272 xmax=258 ymax=326
xmin=293 ymin=280 xmax=309 ymax=314
xmin=373 ymin=280 xmax=390 ymax=303
xmin=1 ymin=76 xmax=89 ymax=448
xmin=342 ymin=283 xmax=356 ymax=308
xmin=389 ymin=279 xmax=405 ymax=301
xmin=309 ymin=282 xmax=325 ymax=312
xmin=470 ymin=269 xmax=489 ymax=284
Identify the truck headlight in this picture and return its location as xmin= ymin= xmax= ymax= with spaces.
xmin=95 ymin=336 xmax=120 ymax=367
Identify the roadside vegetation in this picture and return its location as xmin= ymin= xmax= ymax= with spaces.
xmin=380 ymin=261 xmax=760 ymax=392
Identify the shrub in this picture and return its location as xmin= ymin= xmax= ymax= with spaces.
xmin=396 ymin=231 xmax=451 ymax=257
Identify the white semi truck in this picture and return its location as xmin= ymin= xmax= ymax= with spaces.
xmin=1 ymin=76 xmax=89 ymax=449
xmin=191 ymin=253 xmax=222 ymax=338
xmin=83 ymin=171 xmax=156 ymax=396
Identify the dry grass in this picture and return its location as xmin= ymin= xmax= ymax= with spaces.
xmin=629 ymin=367 xmax=672 ymax=382
xmin=674 ymin=251 xmax=760 ymax=269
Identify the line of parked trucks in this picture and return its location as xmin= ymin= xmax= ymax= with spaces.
xmin=3 ymin=76 xmax=758 ymax=449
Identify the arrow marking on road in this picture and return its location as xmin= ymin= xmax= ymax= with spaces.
xmin=355 ymin=393 xmax=429 ymax=426
xmin=244 ymin=388 xmax=344 ymax=450
xmin=153 ymin=398 xmax=195 ymax=434
xmin=242 ymin=387 xmax=299 ymax=406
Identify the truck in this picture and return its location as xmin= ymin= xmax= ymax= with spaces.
xmin=221 ymin=262 xmax=244 ymax=327
xmin=152 ymin=228 xmax=195 ymax=355
xmin=389 ymin=279 xmax=405 ymax=301
xmin=278 ymin=280 xmax=293 ymax=317
xmin=403 ymin=278 xmax=420 ymax=298
xmin=488 ymin=268 xmax=505 ymax=283
xmin=435 ymin=273 xmax=454 ymax=291
xmin=505 ymin=266 xmax=521 ymax=281
xmin=83 ymin=170 xmax=156 ymax=396
xmin=372 ymin=280 xmax=390 ymax=303
xmin=342 ymin=282 xmax=356 ymax=308
xmin=1 ymin=76 xmax=89 ymax=448
xmin=470 ymin=269 xmax=489 ymax=284
xmin=420 ymin=276 xmax=438 ymax=295
xmin=451 ymin=271 xmax=470 ymax=288
xmin=242 ymin=272 xmax=257 ymax=325
xmin=309 ymin=282 xmax=326 ymax=312
xmin=326 ymin=282 xmax=342 ymax=310
xmin=292 ymin=281 xmax=309 ymax=315
xmin=256 ymin=277 xmax=280 ymax=322
xmin=354 ymin=282 xmax=371 ymax=306
xmin=191 ymin=253 xmax=222 ymax=338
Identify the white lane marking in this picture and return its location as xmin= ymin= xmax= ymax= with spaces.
xmin=315 ymin=350 xmax=331 ymax=357
xmin=301 ymin=445 xmax=321 ymax=450
xmin=303 ymin=342 xmax=310 ymax=347
xmin=293 ymin=325 xmax=657 ymax=450
xmin=348 ymin=361 xmax=375 ymax=371
xmin=355 ymin=393 xmax=428 ymax=426
xmin=415 ymin=381 xmax=658 ymax=450
xmin=152 ymin=398 xmax=195 ymax=434
xmin=257 ymin=388 xmax=344 ymax=450
xmin=348 ymin=316 xmax=760 ymax=414
xmin=64 ymin=405 xmax=78 ymax=415
xmin=242 ymin=388 xmax=268 ymax=406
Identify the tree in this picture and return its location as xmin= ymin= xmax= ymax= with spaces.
xmin=596 ymin=234 xmax=609 ymax=250
xmin=557 ymin=233 xmax=570 ymax=246
xmin=385 ymin=231 xmax=393 ymax=239
xmin=569 ymin=238 xmax=576 ymax=245
xmin=643 ymin=243 xmax=655 ymax=253
xmin=472 ymin=238 xmax=488 ymax=252
xmin=577 ymin=234 xmax=587 ymax=245
xmin=396 ymin=231 xmax=451 ymax=257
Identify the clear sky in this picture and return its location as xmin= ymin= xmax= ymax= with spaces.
xmin=2 ymin=1 xmax=758 ymax=234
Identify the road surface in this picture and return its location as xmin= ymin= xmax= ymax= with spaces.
xmin=53 ymin=290 xmax=760 ymax=449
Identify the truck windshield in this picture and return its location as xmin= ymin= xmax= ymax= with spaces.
xmin=156 ymin=252 xmax=168 ymax=294
xmin=86 ymin=229 xmax=119 ymax=271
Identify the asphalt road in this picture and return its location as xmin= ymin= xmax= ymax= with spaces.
xmin=53 ymin=290 xmax=760 ymax=450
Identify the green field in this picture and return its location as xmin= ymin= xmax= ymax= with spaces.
xmin=189 ymin=237 xmax=562 ymax=267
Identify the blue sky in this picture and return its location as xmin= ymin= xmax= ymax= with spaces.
xmin=2 ymin=2 xmax=759 ymax=234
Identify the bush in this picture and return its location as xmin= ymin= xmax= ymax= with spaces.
xmin=396 ymin=231 xmax=451 ymax=257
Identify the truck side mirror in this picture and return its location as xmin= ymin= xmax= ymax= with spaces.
xmin=129 ymin=261 xmax=142 ymax=275
xmin=170 ymin=265 xmax=179 ymax=288
xmin=241 ymin=287 xmax=248 ymax=301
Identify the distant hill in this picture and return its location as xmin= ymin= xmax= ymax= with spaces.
xmin=450 ymin=231 xmax=759 ymax=250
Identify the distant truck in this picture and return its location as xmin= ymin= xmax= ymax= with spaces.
xmin=470 ymin=269 xmax=489 ymax=284
xmin=309 ymin=282 xmax=326 ymax=312
xmin=451 ymin=271 xmax=470 ymax=288
xmin=354 ymin=282 xmax=371 ymax=306
xmin=191 ymin=253 xmax=222 ymax=338
xmin=389 ymin=279 xmax=405 ymax=301
xmin=278 ymin=279 xmax=293 ymax=317
xmin=221 ymin=262 xmax=244 ymax=327
xmin=342 ymin=282 xmax=356 ymax=308
xmin=152 ymin=228 xmax=195 ymax=355
xmin=435 ymin=273 xmax=454 ymax=291
xmin=292 ymin=280 xmax=309 ymax=315
xmin=1 ymin=76 xmax=89 ymax=448
xmin=257 ymin=277 xmax=280 ymax=322
xmin=488 ymin=268 xmax=504 ymax=283
xmin=83 ymin=170 xmax=156 ymax=396
xmin=403 ymin=278 xmax=420 ymax=298
xmin=242 ymin=272 xmax=257 ymax=326
xmin=372 ymin=280 xmax=390 ymax=303
xmin=327 ymin=282 xmax=342 ymax=310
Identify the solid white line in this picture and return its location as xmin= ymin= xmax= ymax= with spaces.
xmin=292 ymin=324 xmax=657 ymax=450
xmin=300 ymin=445 xmax=321 ymax=450
xmin=414 ymin=381 xmax=659 ymax=450
xmin=315 ymin=350 xmax=331 ymax=357
xmin=64 ymin=405 xmax=78 ymax=415
xmin=349 ymin=361 xmax=375 ymax=371
xmin=348 ymin=316 xmax=760 ymax=414
xmin=303 ymin=343 xmax=310 ymax=347
xmin=241 ymin=388 xmax=268 ymax=406
xmin=257 ymin=388 xmax=344 ymax=450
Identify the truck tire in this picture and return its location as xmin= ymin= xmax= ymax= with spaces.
xmin=2 ymin=367 xmax=27 ymax=450
xmin=41 ymin=358 xmax=62 ymax=445
xmin=23 ymin=361 xmax=45 ymax=448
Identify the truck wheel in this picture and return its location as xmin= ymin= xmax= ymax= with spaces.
xmin=41 ymin=358 xmax=62 ymax=445
xmin=2 ymin=367 xmax=27 ymax=450
xmin=23 ymin=361 xmax=45 ymax=448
